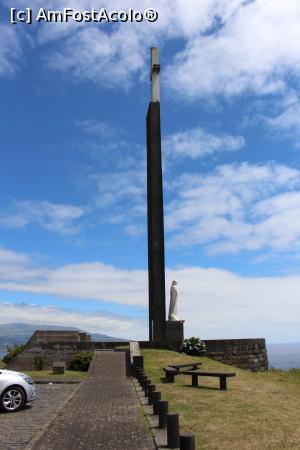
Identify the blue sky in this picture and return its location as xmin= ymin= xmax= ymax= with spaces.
xmin=1 ymin=1 xmax=300 ymax=343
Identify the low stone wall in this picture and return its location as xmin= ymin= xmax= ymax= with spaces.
xmin=139 ymin=340 xmax=182 ymax=352
xmin=204 ymin=338 xmax=268 ymax=371
xmin=93 ymin=341 xmax=129 ymax=350
xmin=6 ymin=332 xmax=129 ymax=371
xmin=5 ymin=341 xmax=94 ymax=371
xmin=34 ymin=330 xmax=91 ymax=343
xmin=4 ymin=331 xmax=268 ymax=372
xmin=140 ymin=338 xmax=268 ymax=371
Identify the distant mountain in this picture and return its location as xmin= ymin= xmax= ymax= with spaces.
xmin=0 ymin=323 xmax=81 ymax=337
xmin=0 ymin=322 xmax=126 ymax=353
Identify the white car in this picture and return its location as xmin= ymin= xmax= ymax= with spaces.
xmin=0 ymin=369 xmax=36 ymax=412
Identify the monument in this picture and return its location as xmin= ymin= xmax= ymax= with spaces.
xmin=166 ymin=280 xmax=185 ymax=341
xmin=168 ymin=280 xmax=179 ymax=321
xmin=147 ymin=48 xmax=166 ymax=341
xmin=147 ymin=48 xmax=184 ymax=343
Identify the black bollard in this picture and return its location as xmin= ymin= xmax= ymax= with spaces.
xmin=148 ymin=384 xmax=156 ymax=404
xmin=144 ymin=377 xmax=150 ymax=391
xmin=133 ymin=362 xmax=140 ymax=378
xmin=136 ymin=367 xmax=142 ymax=381
xmin=167 ymin=412 xmax=180 ymax=449
xmin=152 ymin=391 xmax=161 ymax=415
xmin=158 ymin=400 xmax=168 ymax=429
xmin=144 ymin=379 xmax=151 ymax=397
xmin=141 ymin=374 xmax=147 ymax=391
xmin=180 ymin=432 xmax=196 ymax=450
xmin=137 ymin=370 xmax=144 ymax=383
xmin=133 ymin=355 xmax=144 ymax=375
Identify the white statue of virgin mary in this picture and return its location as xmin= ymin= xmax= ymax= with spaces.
xmin=168 ymin=280 xmax=179 ymax=321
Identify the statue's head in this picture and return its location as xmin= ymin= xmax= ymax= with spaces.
xmin=172 ymin=280 xmax=178 ymax=286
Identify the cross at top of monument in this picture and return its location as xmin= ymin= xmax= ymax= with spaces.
xmin=150 ymin=47 xmax=160 ymax=103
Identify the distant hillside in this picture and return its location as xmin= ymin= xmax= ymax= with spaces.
xmin=0 ymin=322 xmax=126 ymax=353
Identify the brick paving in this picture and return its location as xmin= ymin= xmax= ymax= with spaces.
xmin=0 ymin=384 xmax=77 ymax=450
xmin=31 ymin=351 xmax=156 ymax=450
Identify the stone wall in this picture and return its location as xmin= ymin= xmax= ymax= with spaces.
xmin=139 ymin=340 xmax=180 ymax=351
xmin=34 ymin=330 xmax=91 ymax=344
xmin=5 ymin=333 xmax=129 ymax=371
xmin=4 ymin=330 xmax=268 ymax=372
xmin=5 ymin=341 xmax=93 ymax=371
xmin=204 ymin=338 xmax=268 ymax=371
xmin=140 ymin=338 xmax=268 ymax=371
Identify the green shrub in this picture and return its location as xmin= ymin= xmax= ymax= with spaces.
xmin=33 ymin=355 xmax=45 ymax=371
xmin=2 ymin=344 xmax=25 ymax=364
xmin=68 ymin=351 xmax=93 ymax=371
xmin=180 ymin=337 xmax=206 ymax=356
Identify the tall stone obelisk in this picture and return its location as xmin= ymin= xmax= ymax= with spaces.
xmin=147 ymin=48 xmax=166 ymax=341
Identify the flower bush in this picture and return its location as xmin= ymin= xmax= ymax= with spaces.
xmin=180 ymin=337 xmax=206 ymax=356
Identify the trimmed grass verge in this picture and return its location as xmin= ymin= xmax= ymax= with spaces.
xmin=0 ymin=360 xmax=87 ymax=381
xmin=142 ymin=349 xmax=300 ymax=450
xmin=26 ymin=369 xmax=88 ymax=382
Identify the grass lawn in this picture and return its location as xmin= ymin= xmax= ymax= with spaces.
xmin=24 ymin=369 xmax=88 ymax=381
xmin=0 ymin=359 xmax=87 ymax=381
xmin=142 ymin=349 xmax=300 ymax=450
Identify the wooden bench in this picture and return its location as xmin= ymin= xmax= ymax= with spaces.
xmin=163 ymin=366 xmax=179 ymax=382
xmin=182 ymin=370 xmax=236 ymax=390
xmin=170 ymin=363 xmax=202 ymax=371
xmin=163 ymin=362 xmax=203 ymax=382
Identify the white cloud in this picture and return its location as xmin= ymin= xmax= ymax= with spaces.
xmin=165 ymin=266 xmax=300 ymax=343
xmin=75 ymin=119 xmax=123 ymax=139
xmin=0 ymin=200 xmax=85 ymax=235
xmin=163 ymin=127 xmax=245 ymax=160
xmin=48 ymin=26 xmax=145 ymax=88
xmin=166 ymin=162 xmax=300 ymax=255
xmin=0 ymin=25 xmax=22 ymax=76
xmin=95 ymin=169 xmax=145 ymax=207
xmin=0 ymin=249 xmax=148 ymax=306
xmin=0 ymin=302 xmax=142 ymax=339
xmin=165 ymin=0 xmax=300 ymax=98
xmin=4 ymin=0 xmax=300 ymax=106
xmin=41 ymin=0 xmax=248 ymax=90
xmin=0 ymin=248 xmax=29 ymax=265
xmin=124 ymin=224 xmax=144 ymax=237
xmin=1 ymin=248 xmax=300 ymax=341
xmin=4 ymin=0 xmax=300 ymax=114
xmin=91 ymin=164 xmax=147 ymax=230
xmin=2 ymin=0 xmax=246 ymax=87
xmin=87 ymin=126 xmax=245 ymax=233
xmin=266 ymin=98 xmax=300 ymax=140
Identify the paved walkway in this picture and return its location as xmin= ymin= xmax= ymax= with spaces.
xmin=31 ymin=351 xmax=155 ymax=450
xmin=0 ymin=384 xmax=77 ymax=450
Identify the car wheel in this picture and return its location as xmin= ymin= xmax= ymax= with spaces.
xmin=0 ymin=385 xmax=26 ymax=412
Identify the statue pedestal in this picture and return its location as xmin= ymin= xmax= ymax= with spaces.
xmin=166 ymin=320 xmax=185 ymax=341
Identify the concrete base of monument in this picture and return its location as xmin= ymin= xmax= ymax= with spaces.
xmin=165 ymin=320 xmax=185 ymax=341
